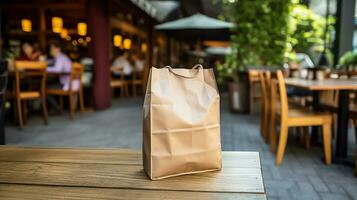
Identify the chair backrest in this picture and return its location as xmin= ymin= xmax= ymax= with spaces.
xmin=248 ymin=69 xmax=260 ymax=83
xmin=259 ymin=71 xmax=274 ymax=111
xmin=69 ymin=62 xmax=84 ymax=92
xmin=264 ymin=71 xmax=271 ymax=105
xmin=15 ymin=61 xmax=47 ymax=71
xmin=70 ymin=63 xmax=84 ymax=79
xmin=14 ymin=61 xmax=47 ymax=96
xmin=276 ymin=70 xmax=289 ymax=119
xmin=259 ymin=71 xmax=267 ymax=108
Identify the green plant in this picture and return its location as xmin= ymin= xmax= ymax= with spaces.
xmin=217 ymin=0 xmax=335 ymax=83
xmin=339 ymin=51 xmax=357 ymax=67
xmin=218 ymin=0 xmax=292 ymax=82
xmin=286 ymin=3 xmax=335 ymax=64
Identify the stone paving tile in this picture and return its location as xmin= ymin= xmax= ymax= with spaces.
xmin=5 ymin=97 xmax=357 ymax=199
xmin=309 ymin=176 xmax=330 ymax=192
xmin=343 ymin=184 xmax=357 ymax=200
xmin=326 ymin=183 xmax=346 ymax=194
xmin=319 ymin=193 xmax=352 ymax=200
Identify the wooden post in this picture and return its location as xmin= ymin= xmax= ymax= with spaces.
xmin=87 ymin=0 xmax=111 ymax=109
xmin=38 ymin=8 xmax=46 ymax=52
xmin=333 ymin=0 xmax=356 ymax=66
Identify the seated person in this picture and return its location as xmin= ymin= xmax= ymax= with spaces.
xmin=111 ymin=50 xmax=132 ymax=80
xmin=47 ymin=42 xmax=79 ymax=91
xmin=131 ymin=52 xmax=144 ymax=72
xmin=16 ymin=42 xmax=40 ymax=61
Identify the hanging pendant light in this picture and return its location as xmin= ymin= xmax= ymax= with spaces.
xmin=77 ymin=22 xmax=87 ymax=36
xmin=123 ymin=38 xmax=131 ymax=49
xmin=52 ymin=17 xmax=63 ymax=33
xmin=21 ymin=19 xmax=32 ymax=32
xmin=113 ymin=35 xmax=122 ymax=47
xmin=141 ymin=43 xmax=147 ymax=52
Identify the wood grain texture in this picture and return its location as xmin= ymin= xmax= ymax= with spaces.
xmin=285 ymin=78 xmax=357 ymax=90
xmin=0 ymin=146 xmax=142 ymax=165
xmin=0 ymin=161 xmax=263 ymax=193
xmin=0 ymin=147 xmax=266 ymax=199
xmin=0 ymin=146 xmax=261 ymax=168
xmin=0 ymin=184 xmax=267 ymax=200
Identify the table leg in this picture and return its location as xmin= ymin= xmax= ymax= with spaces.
xmin=335 ymin=90 xmax=350 ymax=158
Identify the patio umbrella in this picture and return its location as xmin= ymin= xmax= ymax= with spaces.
xmin=205 ymin=47 xmax=232 ymax=56
xmin=155 ymin=13 xmax=233 ymax=40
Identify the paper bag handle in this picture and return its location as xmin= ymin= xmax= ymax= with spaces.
xmin=165 ymin=64 xmax=203 ymax=79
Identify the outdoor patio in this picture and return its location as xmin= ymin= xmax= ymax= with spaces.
xmin=5 ymin=96 xmax=357 ymax=200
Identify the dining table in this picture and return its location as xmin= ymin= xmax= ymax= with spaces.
xmin=285 ymin=78 xmax=357 ymax=163
xmin=0 ymin=146 xmax=267 ymax=200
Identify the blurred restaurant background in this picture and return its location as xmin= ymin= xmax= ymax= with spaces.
xmin=1 ymin=0 xmax=357 ymax=199
xmin=0 ymin=0 xmax=233 ymax=110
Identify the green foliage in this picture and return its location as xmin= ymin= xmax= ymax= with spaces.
xmin=339 ymin=51 xmax=357 ymax=67
xmin=217 ymin=0 xmax=335 ymax=82
xmin=218 ymin=0 xmax=291 ymax=82
xmin=216 ymin=44 xmax=239 ymax=83
xmin=286 ymin=4 xmax=335 ymax=62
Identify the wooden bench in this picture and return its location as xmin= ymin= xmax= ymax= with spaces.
xmin=0 ymin=146 xmax=267 ymax=199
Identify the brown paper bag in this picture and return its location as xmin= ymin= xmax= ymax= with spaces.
xmin=143 ymin=64 xmax=222 ymax=180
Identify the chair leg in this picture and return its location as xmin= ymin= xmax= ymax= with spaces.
xmin=265 ymin=109 xmax=270 ymax=144
xmin=260 ymin=103 xmax=264 ymax=139
xmin=322 ymin=123 xmax=332 ymax=165
xmin=59 ymin=96 xmax=64 ymax=113
xmin=275 ymin=120 xmax=288 ymax=166
xmin=16 ymin=98 xmax=23 ymax=129
xmin=270 ymin=112 xmax=276 ymax=153
xmin=74 ymin=94 xmax=78 ymax=111
xmin=41 ymin=96 xmax=48 ymax=125
xmin=79 ymin=89 xmax=84 ymax=113
xmin=69 ymin=94 xmax=75 ymax=119
xmin=22 ymin=100 xmax=27 ymax=125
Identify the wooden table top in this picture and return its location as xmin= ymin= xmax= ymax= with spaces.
xmin=285 ymin=78 xmax=357 ymax=90
xmin=8 ymin=71 xmax=69 ymax=76
xmin=0 ymin=146 xmax=266 ymax=200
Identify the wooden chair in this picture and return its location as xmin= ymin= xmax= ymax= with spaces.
xmin=130 ymin=69 xmax=145 ymax=97
xmin=110 ymin=69 xmax=129 ymax=98
xmin=259 ymin=71 xmax=271 ymax=143
xmin=248 ymin=69 xmax=261 ymax=113
xmin=271 ymin=70 xmax=332 ymax=165
xmin=10 ymin=61 xmax=48 ymax=129
xmin=46 ymin=63 xmax=84 ymax=119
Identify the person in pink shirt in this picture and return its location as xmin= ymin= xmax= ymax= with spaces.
xmin=47 ymin=42 xmax=79 ymax=91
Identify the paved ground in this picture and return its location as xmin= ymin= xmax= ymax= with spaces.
xmin=5 ymin=96 xmax=357 ymax=200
